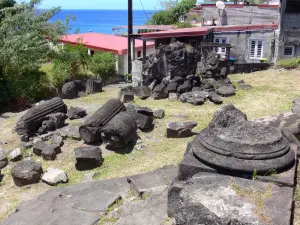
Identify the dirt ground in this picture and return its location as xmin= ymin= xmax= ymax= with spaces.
xmin=1 ymin=69 xmax=300 ymax=223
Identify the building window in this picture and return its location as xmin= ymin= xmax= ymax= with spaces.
xmin=249 ymin=39 xmax=263 ymax=59
xmin=214 ymin=37 xmax=228 ymax=54
xmin=189 ymin=40 xmax=197 ymax=49
xmin=284 ymin=46 xmax=295 ymax=57
xmin=137 ymin=51 xmax=141 ymax=58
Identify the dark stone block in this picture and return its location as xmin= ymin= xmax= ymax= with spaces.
xmin=136 ymin=113 xmax=153 ymax=130
xmin=74 ymin=146 xmax=103 ymax=171
xmin=67 ymin=107 xmax=87 ymax=120
xmin=33 ymin=140 xmax=49 ymax=156
xmin=166 ymin=122 xmax=197 ymax=138
xmin=12 ymin=160 xmax=43 ymax=187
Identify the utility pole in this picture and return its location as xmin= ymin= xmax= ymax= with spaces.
xmin=128 ymin=0 xmax=133 ymax=74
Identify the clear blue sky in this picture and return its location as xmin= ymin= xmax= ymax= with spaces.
xmin=38 ymin=0 xmax=162 ymax=10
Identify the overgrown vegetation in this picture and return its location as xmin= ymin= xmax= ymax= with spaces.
xmin=147 ymin=0 xmax=196 ymax=25
xmin=51 ymin=42 xmax=90 ymax=88
xmin=89 ymin=52 xmax=116 ymax=82
xmin=0 ymin=0 xmax=66 ymax=109
xmin=277 ymin=57 xmax=300 ymax=69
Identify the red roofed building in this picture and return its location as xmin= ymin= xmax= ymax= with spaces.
xmin=59 ymin=33 xmax=155 ymax=74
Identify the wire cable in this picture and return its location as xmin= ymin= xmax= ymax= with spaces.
xmin=139 ymin=0 xmax=150 ymax=20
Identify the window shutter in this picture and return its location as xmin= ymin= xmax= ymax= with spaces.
xmin=257 ymin=41 xmax=262 ymax=58
xmin=215 ymin=38 xmax=219 ymax=52
xmin=250 ymin=40 xmax=256 ymax=58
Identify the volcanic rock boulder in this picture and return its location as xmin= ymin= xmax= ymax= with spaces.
xmin=153 ymin=109 xmax=165 ymax=119
xmin=102 ymin=112 xmax=137 ymax=149
xmin=38 ymin=112 xmax=67 ymax=134
xmin=188 ymin=104 xmax=295 ymax=174
xmin=152 ymin=83 xmax=168 ymax=100
xmin=68 ymin=106 xmax=87 ymax=120
xmin=179 ymin=91 xmax=208 ymax=105
xmin=15 ymin=97 xmax=67 ymax=136
xmin=217 ymin=85 xmax=236 ymax=97
xmin=0 ymin=148 xmax=8 ymax=169
xmin=33 ymin=140 xmax=49 ymax=156
xmin=167 ymin=122 xmax=197 ymax=138
xmin=42 ymin=145 xmax=61 ymax=161
xmin=119 ymin=92 xmax=134 ymax=103
xmin=12 ymin=160 xmax=43 ymax=186
xmin=74 ymin=146 xmax=103 ymax=171
xmin=61 ymin=80 xmax=86 ymax=99
xmin=86 ymin=78 xmax=102 ymax=94
xmin=79 ymin=99 xmax=126 ymax=144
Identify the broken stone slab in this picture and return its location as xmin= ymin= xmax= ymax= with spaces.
xmin=119 ymin=92 xmax=134 ymax=103
xmin=166 ymin=122 xmax=197 ymax=138
xmin=0 ymin=148 xmax=8 ymax=169
xmin=131 ymin=86 xmax=152 ymax=100
xmin=153 ymin=109 xmax=165 ymax=119
xmin=216 ymin=85 xmax=236 ymax=97
xmin=74 ymin=146 xmax=103 ymax=171
xmin=116 ymin=190 xmax=170 ymax=225
xmin=135 ymin=106 xmax=154 ymax=117
xmin=12 ymin=160 xmax=43 ymax=187
xmin=168 ymin=172 xmax=293 ymax=225
xmin=152 ymin=83 xmax=168 ymax=100
xmin=33 ymin=140 xmax=49 ymax=156
xmin=9 ymin=148 xmax=23 ymax=162
xmin=127 ymin=165 xmax=178 ymax=196
xmin=67 ymin=106 xmax=87 ymax=120
xmin=42 ymin=168 xmax=68 ymax=186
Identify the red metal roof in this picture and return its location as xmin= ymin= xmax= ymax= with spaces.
xmin=135 ymin=27 xmax=212 ymax=40
xmin=59 ymin=33 xmax=155 ymax=55
xmin=213 ymin=24 xmax=278 ymax=32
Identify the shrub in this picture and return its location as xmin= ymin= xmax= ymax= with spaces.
xmin=89 ymin=52 xmax=116 ymax=82
xmin=51 ymin=43 xmax=90 ymax=88
xmin=277 ymin=58 xmax=300 ymax=70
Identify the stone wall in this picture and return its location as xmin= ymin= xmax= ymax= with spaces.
xmin=202 ymin=6 xmax=279 ymax=26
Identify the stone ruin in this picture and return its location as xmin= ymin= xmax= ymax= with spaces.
xmin=9 ymin=96 xmax=164 ymax=186
xmin=133 ymin=42 xmax=236 ymax=105
xmin=3 ymin=103 xmax=299 ymax=225
xmin=168 ymin=104 xmax=297 ymax=225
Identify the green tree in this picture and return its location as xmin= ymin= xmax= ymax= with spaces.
xmin=0 ymin=0 xmax=65 ymax=107
xmin=89 ymin=52 xmax=116 ymax=82
xmin=148 ymin=0 xmax=196 ymax=25
xmin=51 ymin=42 xmax=90 ymax=87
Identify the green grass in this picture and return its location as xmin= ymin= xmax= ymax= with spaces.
xmin=1 ymin=69 xmax=300 ymax=221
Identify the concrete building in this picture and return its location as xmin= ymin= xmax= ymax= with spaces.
xmin=59 ymin=33 xmax=155 ymax=74
xmin=201 ymin=4 xmax=279 ymax=26
xmin=274 ymin=0 xmax=300 ymax=60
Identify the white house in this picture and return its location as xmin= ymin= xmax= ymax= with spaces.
xmin=59 ymin=33 xmax=155 ymax=74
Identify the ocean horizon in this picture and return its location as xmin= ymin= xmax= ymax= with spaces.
xmin=49 ymin=9 xmax=158 ymax=34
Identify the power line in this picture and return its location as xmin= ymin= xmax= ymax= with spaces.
xmin=139 ymin=0 xmax=150 ymax=20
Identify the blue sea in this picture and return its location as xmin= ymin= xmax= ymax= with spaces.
xmin=50 ymin=10 xmax=158 ymax=34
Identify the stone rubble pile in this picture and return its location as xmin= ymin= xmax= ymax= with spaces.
xmin=139 ymin=43 xmax=236 ymax=105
